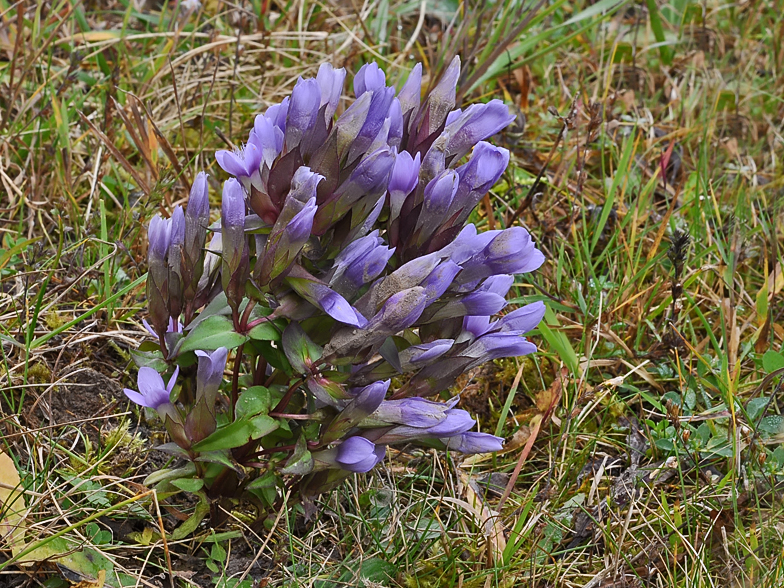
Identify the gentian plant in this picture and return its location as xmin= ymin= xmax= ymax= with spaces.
xmin=130 ymin=57 xmax=545 ymax=524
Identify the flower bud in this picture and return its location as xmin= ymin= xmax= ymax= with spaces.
xmin=220 ymin=178 xmax=249 ymax=311
xmin=316 ymin=63 xmax=346 ymax=121
xmin=284 ymin=77 xmax=321 ymax=152
xmin=442 ymin=432 xmax=504 ymax=454
xmin=443 ymin=100 xmax=515 ymax=163
xmin=354 ymin=62 xmax=387 ymax=97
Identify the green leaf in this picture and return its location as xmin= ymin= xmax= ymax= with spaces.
xmin=171 ymin=500 xmax=210 ymax=540
xmin=245 ymin=471 xmax=279 ymax=506
xmin=15 ymin=538 xmax=114 ymax=584
xmin=762 ymin=350 xmax=784 ymax=373
xmin=746 ymin=397 xmax=770 ymax=422
xmin=249 ymin=415 xmax=279 ymax=440
xmin=280 ymin=435 xmax=313 ymax=475
xmin=194 ymin=450 xmax=244 ymax=473
xmin=282 ymin=322 xmax=322 ymax=373
xmin=179 ymin=315 xmax=248 ymax=354
xmin=758 ymin=415 xmax=784 ymax=436
xmin=170 ymin=478 xmax=204 ymax=493
xmin=236 ymin=386 xmax=272 ymax=418
xmin=130 ymin=347 xmax=168 ymax=372
xmin=143 ymin=463 xmax=197 ymax=487
xmin=248 ymin=320 xmax=282 ymax=341
xmin=192 ymin=419 xmax=254 ymax=452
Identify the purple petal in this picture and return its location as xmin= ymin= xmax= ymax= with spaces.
xmin=497 ymin=301 xmax=546 ymax=334
xmin=354 ymin=62 xmax=387 ymax=97
xmin=443 ymin=432 xmax=504 ymax=453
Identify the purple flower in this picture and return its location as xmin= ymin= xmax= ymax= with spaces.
xmin=388 ymin=150 xmax=421 ymax=224
xmin=221 ymin=178 xmax=249 ymax=311
xmin=464 ymin=332 xmax=537 ymax=364
xmin=401 ymin=339 xmax=454 ymax=366
xmin=347 ymin=87 xmax=396 ymax=164
xmin=496 ymin=301 xmax=546 ymax=334
xmin=366 ymin=287 xmax=428 ymax=333
xmin=284 ymin=77 xmax=321 ymax=152
xmin=423 ymin=290 xmax=506 ymax=324
xmin=183 ymin=174 xmax=210 ymax=296
xmin=286 ymin=265 xmax=367 ymax=327
xmin=397 ymin=63 xmax=422 ymax=117
xmin=462 ymin=315 xmax=492 ymax=338
xmin=316 ymin=63 xmax=346 ymax=120
xmin=354 ymin=62 xmax=386 ymax=97
xmin=124 ymin=366 xmax=179 ymax=411
xmin=335 ymin=91 xmax=372 ymax=157
xmin=146 ymin=213 xmax=177 ymax=338
xmin=313 ymin=147 xmax=394 ymax=234
xmin=331 ymin=231 xmax=395 ymax=293
xmin=420 ymin=260 xmax=461 ymax=303
xmin=374 ymin=408 xmax=475 ymax=444
xmin=143 ymin=317 xmax=182 ymax=337
xmin=447 ymin=142 xmax=510 ymax=226
xmin=257 ymin=169 xmax=322 ymax=285
xmin=414 ymin=169 xmax=460 ymax=238
xmin=425 ymin=169 xmax=459 ymax=214
xmin=442 ymin=432 xmax=504 ymax=454
xmin=215 ymin=142 xmax=262 ymax=190
xmin=368 ymin=396 xmax=458 ymax=428
xmin=335 ymin=436 xmax=385 ymax=472
xmin=388 ymin=98 xmax=403 ymax=148
xmin=264 ymin=98 xmax=289 ymax=133
xmin=251 ymin=115 xmax=284 ymax=167
xmin=321 ymin=379 xmax=390 ymax=444
xmin=457 ymin=227 xmax=545 ymax=284
xmin=195 ymin=347 xmax=228 ymax=405
xmin=443 ymin=100 xmax=515 ymax=162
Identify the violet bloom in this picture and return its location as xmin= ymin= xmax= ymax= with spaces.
xmin=354 ymin=62 xmax=386 ymax=97
xmin=215 ymin=142 xmax=262 ymax=192
xmin=250 ymin=115 xmax=284 ymax=167
xmin=221 ymin=178 xmax=249 ymax=312
xmin=264 ymin=97 xmax=290 ymax=134
xmin=330 ymin=231 xmax=395 ymax=294
xmin=335 ymin=436 xmax=386 ymax=472
xmin=420 ymin=260 xmax=461 ymax=304
xmin=124 ymin=366 xmax=179 ymax=413
xmin=442 ymin=432 xmax=505 ymax=454
xmin=397 ymin=63 xmax=422 ymax=116
xmin=464 ymin=332 xmax=537 ymax=364
xmin=374 ymin=408 xmax=475 ymax=444
xmin=143 ymin=317 xmax=183 ymax=338
xmin=285 ymin=265 xmax=367 ymax=327
xmin=447 ymin=142 xmax=510 ymax=225
xmin=366 ymin=396 xmax=459 ymax=428
xmin=457 ymin=227 xmax=545 ymax=285
xmin=366 ymin=287 xmax=428 ymax=333
xmin=388 ymin=151 xmax=420 ymax=223
xmin=146 ymin=214 xmax=175 ymax=338
xmin=496 ymin=301 xmax=546 ymax=334
xmin=284 ymin=77 xmax=321 ymax=152
xmin=323 ymin=379 xmax=390 ymax=443
xmin=183 ymin=173 xmax=210 ymax=296
xmin=400 ymin=339 xmax=454 ymax=367
xmin=316 ymin=63 xmax=346 ymax=121
xmin=443 ymin=100 xmax=515 ymax=163
xmin=195 ymin=347 xmax=228 ymax=405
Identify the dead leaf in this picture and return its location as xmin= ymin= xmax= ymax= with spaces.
xmin=454 ymin=471 xmax=507 ymax=565
xmin=0 ymin=451 xmax=26 ymax=556
xmin=68 ymin=568 xmax=106 ymax=588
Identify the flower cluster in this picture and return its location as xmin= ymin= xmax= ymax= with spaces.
xmin=128 ymin=58 xmax=545 ymax=514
